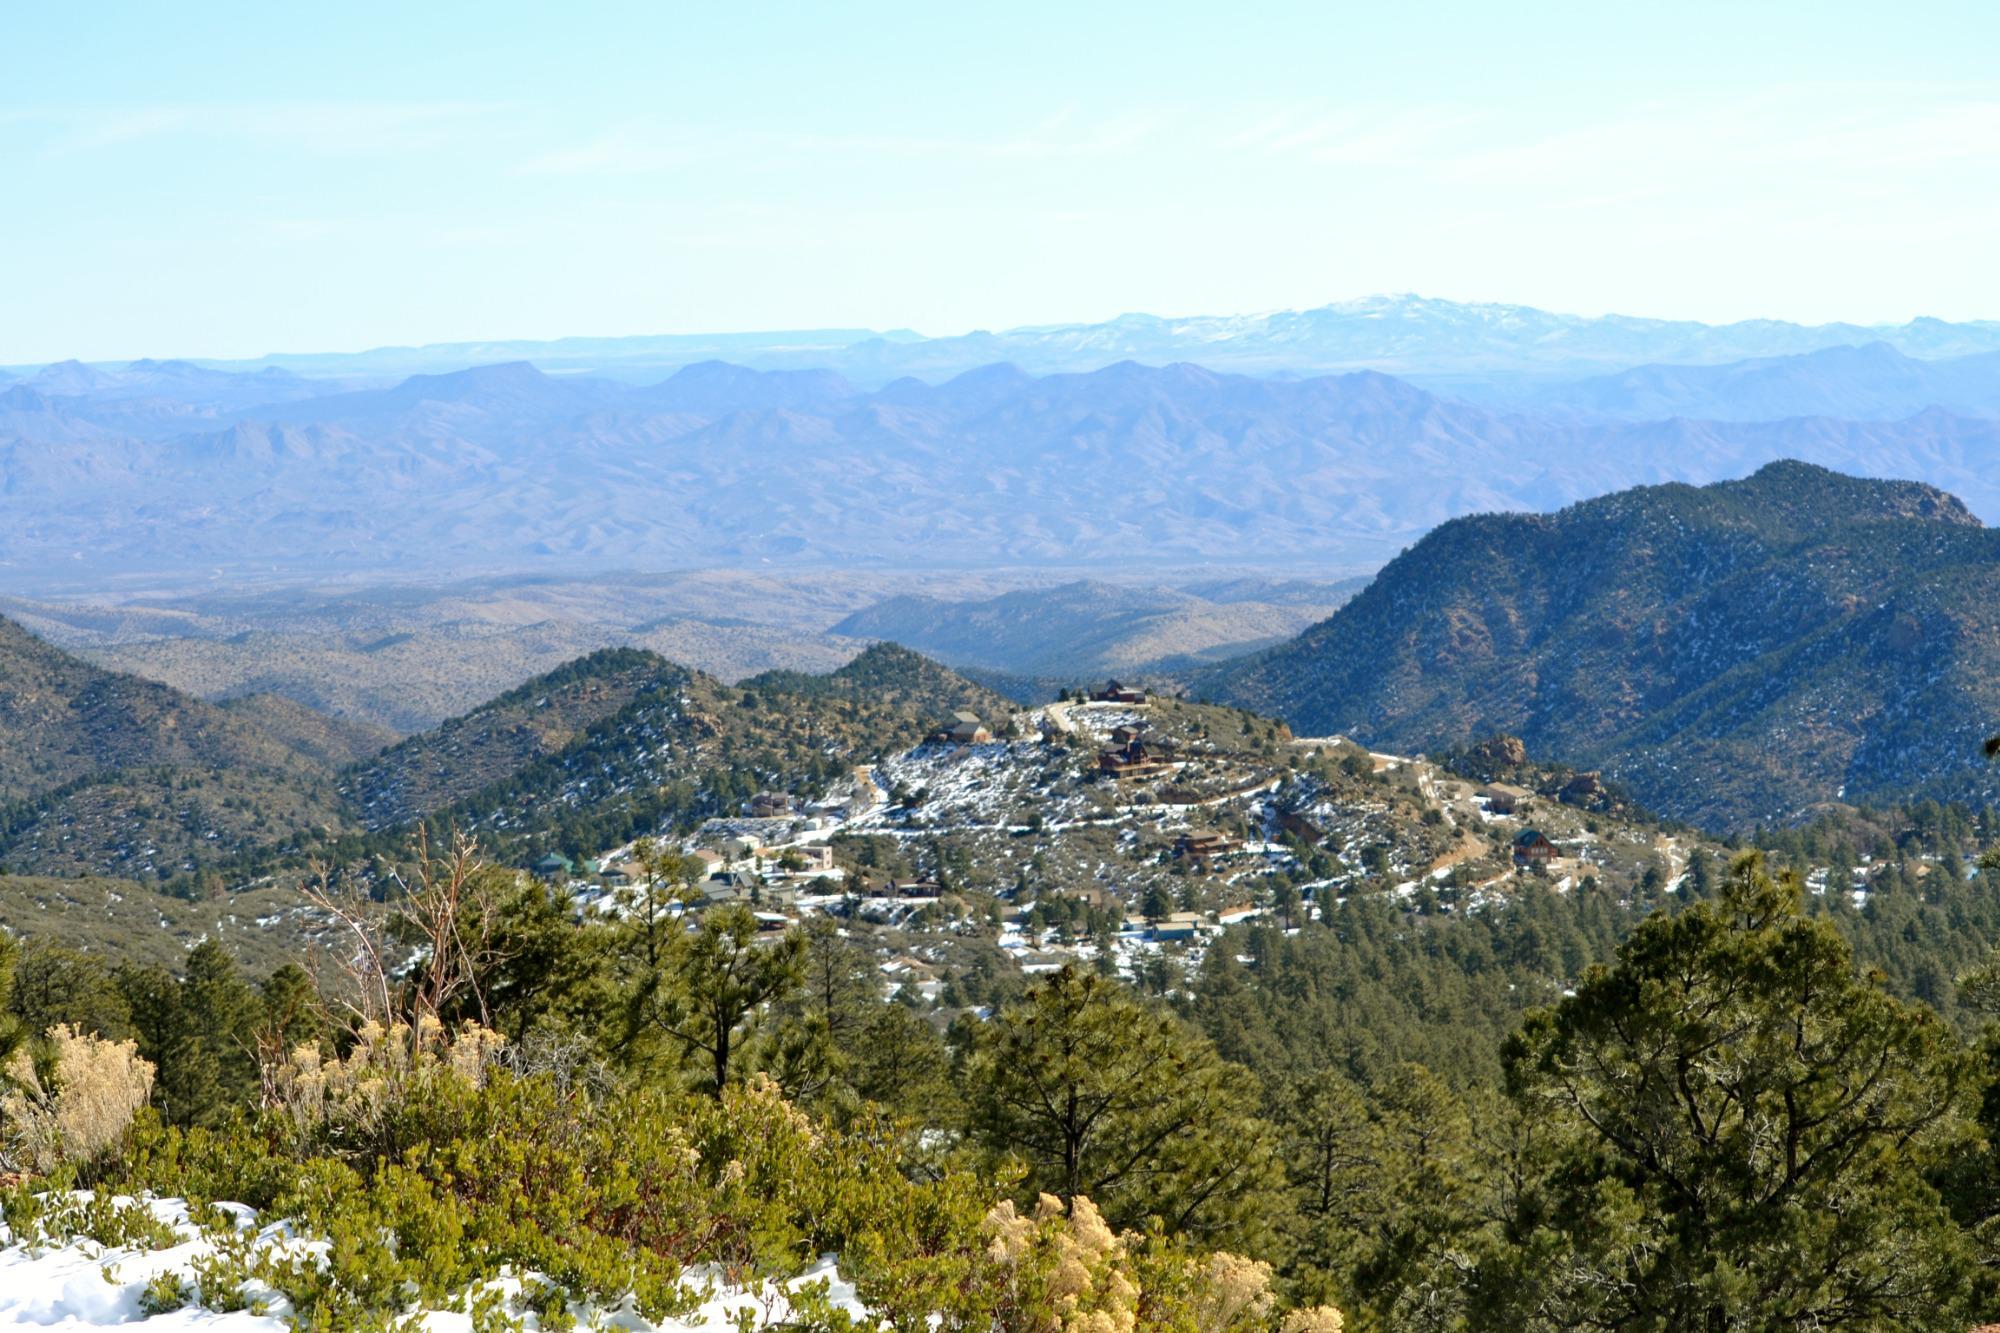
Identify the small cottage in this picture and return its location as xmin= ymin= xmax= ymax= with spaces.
xmin=1511 ymin=829 xmax=1557 ymax=866
xmin=1175 ymin=828 xmax=1242 ymax=860
xmin=935 ymin=711 xmax=993 ymax=745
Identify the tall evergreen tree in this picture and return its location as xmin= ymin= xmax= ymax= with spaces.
xmin=963 ymin=965 xmax=1279 ymax=1249
xmin=1478 ymin=854 xmax=1979 ymax=1331
xmin=622 ymin=901 xmax=804 ymax=1096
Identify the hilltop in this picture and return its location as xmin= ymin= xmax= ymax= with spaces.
xmin=0 ymin=615 xmax=324 ymax=801
xmin=1204 ymin=462 xmax=2000 ymax=826
xmin=0 ymin=616 xmax=1012 ymax=883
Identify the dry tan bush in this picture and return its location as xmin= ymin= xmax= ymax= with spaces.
xmin=265 ymin=1016 xmax=506 ymax=1132
xmin=1196 ymin=1251 xmax=1277 ymax=1328
xmin=1278 ymin=1307 xmax=1346 ymax=1333
xmin=1 ymin=1025 xmax=155 ymax=1174
xmin=977 ymin=1193 xmax=1284 ymax=1333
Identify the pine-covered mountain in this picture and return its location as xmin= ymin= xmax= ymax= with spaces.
xmin=341 ymin=641 xmax=1016 ymax=856
xmin=0 ymin=616 xmax=356 ymax=803
xmin=1203 ymin=462 xmax=2000 ymax=827
xmin=0 ymin=609 xmax=1009 ymax=881
xmin=9 ymin=355 xmax=2000 ymax=588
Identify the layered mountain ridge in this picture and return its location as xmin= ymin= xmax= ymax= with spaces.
xmin=7 ymin=352 xmax=2000 ymax=589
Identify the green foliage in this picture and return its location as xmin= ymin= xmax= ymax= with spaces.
xmin=964 ymin=966 xmax=1281 ymax=1250
xmin=121 ymin=939 xmax=263 ymax=1127
xmin=617 ymin=890 xmax=806 ymax=1095
xmin=137 ymin=1270 xmax=192 ymax=1315
xmin=7 ymin=942 xmax=132 ymax=1041
xmin=1 ymin=1184 xmax=177 ymax=1252
xmin=1206 ymin=462 xmax=2000 ymax=827
xmin=1477 ymin=854 xmax=1980 ymax=1330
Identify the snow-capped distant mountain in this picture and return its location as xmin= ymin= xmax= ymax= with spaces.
xmin=25 ymin=295 xmax=1999 ymax=387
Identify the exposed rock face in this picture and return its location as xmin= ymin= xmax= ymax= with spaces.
xmin=1559 ymin=772 xmax=1608 ymax=805
xmin=1469 ymin=736 xmax=1529 ymax=768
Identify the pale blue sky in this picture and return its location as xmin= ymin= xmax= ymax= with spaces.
xmin=5 ymin=1 xmax=1998 ymax=362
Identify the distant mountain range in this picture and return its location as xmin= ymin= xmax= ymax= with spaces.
xmin=6 ymin=350 xmax=2000 ymax=589
xmin=831 ymin=577 xmax=1361 ymax=678
xmin=1519 ymin=342 xmax=2000 ymax=421
xmin=21 ymin=294 xmax=1999 ymax=386
xmin=1203 ymin=463 xmax=2000 ymax=827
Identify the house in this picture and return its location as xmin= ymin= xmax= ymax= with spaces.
xmin=701 ymin=876 xmax=748 ymax=905
xmin=723 ymin=834 xmax=763 ymax=859
xmin=531 ymin=851 xmax=575 ymax=878
xmin=1175 ymin=828 xmax=1243 ymax=860
xmin=1090 ymin=679 xmax=1147 ymax=704
xmin=1098 ymin=728 xmax=1176 ymax=780
xmin=1151 ymin=911 xmax=1207 ymax=942
xmin=1099 ymin=741 xmax=1175 ymax=781
xmin=934 ymin=711 xmax=993 ymax=745
xmin=771 ymin=843 xmax=835 ymax=875
xmin=1481 ymin=782 xmax=1534 ymax=815
xmin=1511 ymin=829 xmax=1557 ymax=867
xmin=689 ymin=848 xmax=728 ymax=875
xmin=595 ymin=858 xmax=640 ymax=887
xmin=889 ymin=878 xmax=944 ymax=900
xmin=759 ymin=882 xmax=803 ymax=909
xmin=748 ymin=791 xmax=797 ymax=818
xmin=1109 ymin=724 xmax=1146 ymax=746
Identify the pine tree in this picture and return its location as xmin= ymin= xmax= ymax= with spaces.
xmin=1478 ymin=853 xmax=1979 ymax=1330
xmin=1277 ymin=1069 xmax=1381 ymax=1305
xmin=623 ymin=902 xmax=804 ymax=1096
xmin=963 ymin=965 xmax=1279 ymax=1249
xmin=11 ymin=944 xmax=132 ymax=1040
xmin=131 ymin=941 xmax=262 ymax=1127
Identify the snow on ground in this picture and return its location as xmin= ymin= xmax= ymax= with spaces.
xmin=0 ymin=1196 xmax=866 ymax=1332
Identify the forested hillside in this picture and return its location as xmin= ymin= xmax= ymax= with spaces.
xmin=0 ymin=619 xmax=1009 ymax=884
xmin=1207 ymin=462 xmax=2000 ymax=826
xmin=0 ymin=616 xmax=353 ymax=880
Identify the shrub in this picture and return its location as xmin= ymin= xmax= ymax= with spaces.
xmin=137 ymin=1271 xmax=191 ymax=1315
xmin=91 ymin=1058 xmax=1337 ymax=1331
xmin=0 ymin=1186 xmax=177 ymax=1253
xmin=1 ymin=1025 xmax=155 ymax=1175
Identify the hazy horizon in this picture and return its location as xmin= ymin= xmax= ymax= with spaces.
xmin=11 ymin=290 xmax=2000 ymax=374
xmin=8 ymin=1 xmax=2000 ymax=362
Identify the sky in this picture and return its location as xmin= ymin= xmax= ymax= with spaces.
xmin=4 ymin=1 xmax=1999 ymax=362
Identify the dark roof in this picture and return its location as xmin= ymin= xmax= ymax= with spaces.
xmin=1512 ymin=828 xmax=1553 ymax=846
